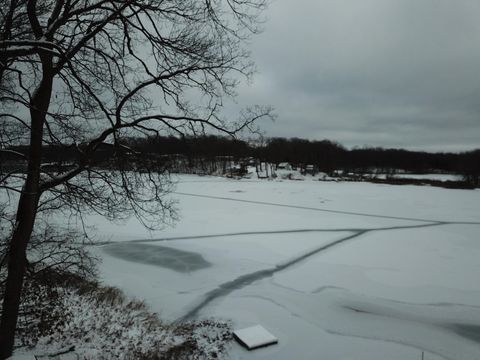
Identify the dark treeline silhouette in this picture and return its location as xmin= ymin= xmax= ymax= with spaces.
xmin=257 ymin=138 xmax=343 ymax=173
xmin=1 ymin=136 xmax=479 ymax=186
xmin=125 ymin=135 xmax=250 ymax=159
xmin=257 ymin=138 xmax=479 ymax=183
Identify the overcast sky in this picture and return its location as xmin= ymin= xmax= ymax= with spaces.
xmin=230 ymin=0 xmax=480 ymax=152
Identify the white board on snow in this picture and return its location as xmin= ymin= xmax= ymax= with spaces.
xmin=233 ymin=325 xmax=278 ymax=350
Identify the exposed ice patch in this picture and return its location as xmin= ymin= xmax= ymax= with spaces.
xmin=102 ymin=243 xmax=211 ymax=273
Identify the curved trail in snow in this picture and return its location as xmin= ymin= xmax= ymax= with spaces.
xmin=101 ymin=190 xmax=480 ymax=325
xmin=174 ymin=191 xmax=480 ymax=224
xmin=177 ymin=220 xmax=474 ymax=321
xmin=102 ymin=221 xmax=477 ymax=245
xmin=97 ymin=187 xmax=480 ymax=358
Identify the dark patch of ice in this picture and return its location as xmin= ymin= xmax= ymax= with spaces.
xmin=103 ymin=243 xmax=211 ymax=273
xmin=449 ymin=324 xmax=480 ymax=344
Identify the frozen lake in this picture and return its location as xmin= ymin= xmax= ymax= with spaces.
xmin=91 ymin=175 xmax=480 ymax=360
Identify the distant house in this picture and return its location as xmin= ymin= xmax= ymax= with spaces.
xmin=302 ymin=164 xmax=318 ymax=175
xmin=277 ymin=162 xmax=292 ymax=170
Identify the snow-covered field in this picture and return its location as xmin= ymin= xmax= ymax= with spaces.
xmin=89 ymin=175 xmax=480 ymax=360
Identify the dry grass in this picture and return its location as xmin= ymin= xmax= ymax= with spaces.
xmin=9 ymin=270 xmax=232 ymax=359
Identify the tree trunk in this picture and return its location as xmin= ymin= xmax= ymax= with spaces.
xmin=0 ymin=63 xmax=52 ymax=359
xmin=0 ymin=193 xmax=40 ymax=359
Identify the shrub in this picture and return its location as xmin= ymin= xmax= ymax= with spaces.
xmin=10 ymin=270 xmax=232 ymax=359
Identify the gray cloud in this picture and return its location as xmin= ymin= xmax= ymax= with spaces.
xmin=231 ymin=0 xmax=480 ymax=151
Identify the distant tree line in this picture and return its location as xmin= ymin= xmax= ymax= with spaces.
xmin=1 ymin=136 xmax=479 ymax=186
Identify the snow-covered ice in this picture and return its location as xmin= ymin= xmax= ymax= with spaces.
xmin=88 ymin=175 xmax=480 ymax=359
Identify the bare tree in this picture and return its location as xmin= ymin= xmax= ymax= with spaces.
xmin=0 ymin=0 xmax=272 ymax=357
